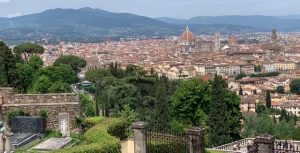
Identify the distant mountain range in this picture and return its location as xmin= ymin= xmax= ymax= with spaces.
xmin=0 ymin=8 xmax=300 ymax=43
xmin=156 ymin=15 xmax=300 ymax=31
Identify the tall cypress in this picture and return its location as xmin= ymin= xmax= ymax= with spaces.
xmin=266 ymin=90 xmax=271 ymax=109
xmin=0 ymin=42 xmax=17 ymax=86
xmin=208 ymin=74 xmax=232 ymax=147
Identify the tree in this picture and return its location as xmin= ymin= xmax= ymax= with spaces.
xmin=13 ymin=63 xmax=35 ymax=93
xmin=276 ymin=86 xmax=285 ymax=94
xmin=14 ymin=43 xmax=44 ymax=62
xmin=253 ymin=89 xmax=257 ymax=95
xmin=48 ymin=82 xmax=71 ymax=93
xmin=80 ymin=94 xmax=95 ymax=117
xmin=239 ymin=86 xmax=243 ymax=95
xmin=0 ymin=41 xmax=17 ymax=86
xmin=171 ymin=78 xmax=210 ymax=126
xmin=85 ymin=69 xmax=112 ymax=83
xmin=254 ymin=65 xmax=262 ymax=72
xmin=224 ymin=91 xmax=242 ymax=141
xmin=29 ymin=76 xmax=51 ymax=94
xmin=266 ymin=90 xmax=271 ymax=109
xmin=36 ymin=65 xmax=78 ymax=84
xmin=153 ymin=76 xmax=172 ymax=130
xmin=53 ymin=55 xmax=86 ymax=73
xmin=235 ymin=73 xmax=247 ymax=80
xmin=28 ymin=55 xmax=43 ymax=70
xmin=208 ymin=75 xmax=232 ymax=147
xmin=256 ymin=103 xmax=266 ymax=114
xmin=290 ymin=79 xmax=300 ymax=94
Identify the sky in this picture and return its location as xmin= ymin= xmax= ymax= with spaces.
xmin=0 ymin=0 xmax=300 ymax=19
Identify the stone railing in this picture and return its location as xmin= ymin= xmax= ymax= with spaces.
xmin=212 ymin=138 xmax=255 ymax=151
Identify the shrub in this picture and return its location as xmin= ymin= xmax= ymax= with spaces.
xmin=82 ymin=117 xmax=103 ymax=129
xmin=107 ymin=120 xmax=127 ymax=140
xmin=38 ymin=109 xmax=48 ymax=118
xmin=53 ymin=117 xmax=121 ymax=153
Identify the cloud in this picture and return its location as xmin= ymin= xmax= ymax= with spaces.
xmin=7 ymin=12 xmax=21 ymax=18
xmin=0 ymin=0 xmax=10 ymax=3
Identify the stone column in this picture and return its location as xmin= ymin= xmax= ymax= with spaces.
xmin=131 ymin=122 xmax=148 ymax=153
xmin=254 ymin=135 xmax=275 ymax=153
xmin=4 ymin=133 xmax=13 ymax=153
xmin=187 ymin=126 xmax=206 ymax=153
xmin=0 ymin=133 xmax=4 ymax=153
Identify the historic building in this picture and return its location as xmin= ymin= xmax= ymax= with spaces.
xmin=178 ymin=26 xmax=196 ymax=53
xmin=177 ymin=26 xmax=221 ymax=53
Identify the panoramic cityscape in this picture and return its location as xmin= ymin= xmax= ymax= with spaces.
xmin=1 ymin=0 xmax=300 ymax=153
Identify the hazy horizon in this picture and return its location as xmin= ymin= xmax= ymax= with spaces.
xmin=1 ymin=0 xmax=300 ymax=19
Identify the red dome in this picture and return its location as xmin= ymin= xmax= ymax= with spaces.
xmin=180 ymin=26 xmax=195 ymax=42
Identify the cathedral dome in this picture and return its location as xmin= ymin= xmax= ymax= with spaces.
xmin=180 ymin=26 xmax=195 ymax=42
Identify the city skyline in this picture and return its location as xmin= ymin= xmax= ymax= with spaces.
xmin=1 ymin=0 xmax=300 ymax=19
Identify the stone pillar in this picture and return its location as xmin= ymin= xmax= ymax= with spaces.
xmin=0 ymin=133 xmax=4 ymax=153
xmin=187 ymin=126 xmax=206 ymax=153
xmin=4 ymin=133 xmax=13 ymax=153
xmin=254 ymin=135 xmax=275 ymax=153
xmin=131 ymin=122 xmax=148 ymax=153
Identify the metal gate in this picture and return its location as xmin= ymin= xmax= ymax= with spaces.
xmin=146 ymin=128 xmax=189 ymax=153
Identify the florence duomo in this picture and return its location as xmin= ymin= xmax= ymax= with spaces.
xmin=177 ymin=26 xmax=221 ymax=54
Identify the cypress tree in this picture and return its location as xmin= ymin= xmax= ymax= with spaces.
xmin=208 ymin=74 xmax=232 ymax=147
xmin=266 ymin=90 xmax=271 ymax=109
xmin=0 ymin=42 xmax=17 ymax=86
xmin=239 ymin=86 xmax=243 ymax=95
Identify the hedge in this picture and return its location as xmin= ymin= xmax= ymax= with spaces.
xmin=52 ymin=117 xmax=121 ymax=153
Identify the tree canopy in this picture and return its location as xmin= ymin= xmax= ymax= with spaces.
xmin=171 ymin=78 xmax=210 ymax=126
xmin=13 ymin=43 xmax=44 ymax=62
xmin=53 ymin=55 xmax=86 ymax=73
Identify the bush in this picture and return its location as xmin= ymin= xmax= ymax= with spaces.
xmin=46 ymin=130 xmax=62 ymax=138
xmin=107 ymin=120 xmax=128 ymax=140
xmin=53 ymin=117 xmax=121 ymax=153
xmin=38 ymin=109 xmax=48 ymax=118
xmin=82 ymin=117 xmax=103 ymax=129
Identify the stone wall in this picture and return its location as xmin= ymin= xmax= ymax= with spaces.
xmin=0 ymin=88 xmax=81 ymax=131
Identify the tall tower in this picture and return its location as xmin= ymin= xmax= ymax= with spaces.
xmin=271 ymin=29 xmax=278 ymax=43
xmin=214 ymin=32 xmax=221 ymax=51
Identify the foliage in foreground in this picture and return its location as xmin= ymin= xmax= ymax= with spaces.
xmin=53 ymin=117 xmax=121 ymax=153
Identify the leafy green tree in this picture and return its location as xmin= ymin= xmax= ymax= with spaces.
xmin=171 ymin=78 xmax=210 ymax=126
xmin=235 ymin=73 xmax=247 ymax=80
xmin=80 ymin=94 xmax=95 ymax=117
xmin=29 ymin=76 xmax=51 ymax=94
xmin=36 ymin=65 xmax=78 ymax=84
xmin=13 ymin=63 xmax=35 ymax=93
xmin=276 ymin=85 xmax=285 ymax=94
xmin=290 ymin=79 xmax=300 ymax=94
xmin=53 ymin=55 xmax=86 ymax=73
xmin=48 ymin=82 xmax=71 ymax=93
xmin=13 ymin=43 xmax=44 ymax=62
xmin=0 ymin=41 xmax=17 ymax=86
xmin=208 ymin=75 xmax=232 ymax=147
xmin=28 ymin=55 xmax=43 ymax=70
xmin=85 ymin=69 xmax=112 ymax=83
xmin=125 ymin=64 xmax=146 ymax=77
xmin=256 ymin=103 xmax=266 ymax=114
xmin=266 ymin=90 xmax=271 ymax=109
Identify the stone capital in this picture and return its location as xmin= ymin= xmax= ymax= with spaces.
xmin=131 ymin=121 xmax=149 ymax=130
